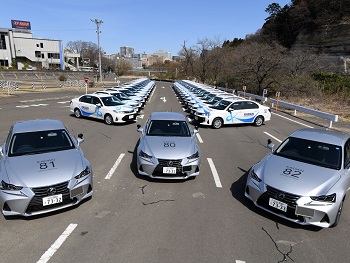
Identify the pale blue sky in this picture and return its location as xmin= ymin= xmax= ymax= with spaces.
xmin=2 ymin=0 xmax=291 ymax=56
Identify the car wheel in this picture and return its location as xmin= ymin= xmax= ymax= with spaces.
xmin=332 ymin=198 xmax=344 ymax=227
xmin=212 ymin=117 xmax=223 ymax=129
xmin=254 ymin=116 xmax=264 ymax=126
xmin=74 ymin=108 xmax=82 ymax=118
xmin=104 ymin=114 xmax=113 ymax=125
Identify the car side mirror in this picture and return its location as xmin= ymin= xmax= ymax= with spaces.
xmin=267 ymin=139 xmax=274 ymax=152
xmin=137 ymin=124 xmax=143 ymax=133
xmin=193 ymin=126 xmax=199 ymax=134
xmin=96 ymin=103 xmax=102 ymax=107
xmin=0 ymin=146 xmax=3 ymax=157
xmin=77 ymin=133 xmax=84 ymax=145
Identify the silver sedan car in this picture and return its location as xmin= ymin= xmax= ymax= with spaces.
xmin=245 ymin=128 xmax=350 ymax=228
xmin=136 ymin=112 xmax=201 ymax=180
xmin=0 ymin=119 xmax=93 ymax=217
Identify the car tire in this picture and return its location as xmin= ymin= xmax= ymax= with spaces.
xmin=254 ymin=116 xmax=264 ymax=127
xmin=332 ymin=197 xmax=345 ymax=227
xmin=104 ymin=114 xmax=113 ymax=125
xmin=74 ymin=108 xmax=82 ymax=118
xmin=212 ymin=117 xmax=223 ymax=129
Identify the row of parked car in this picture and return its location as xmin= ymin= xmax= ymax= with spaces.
xmin=173 ymin=80 xmax=271 ymax=128
xmin=70 ymin=78 xmax=155 ymax=125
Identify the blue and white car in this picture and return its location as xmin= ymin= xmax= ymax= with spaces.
xmin=94 ymin=90 xmax=142 ymax=112
xmin=70 ymin=93 xmax=137 ymax=125
xmin=194 ymin=98 xmax=271 ymax=128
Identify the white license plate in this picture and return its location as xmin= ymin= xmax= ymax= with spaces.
xmin=42 ymin=194 xmax=63 ymax=206
xmin=163 ymin=167 xmax=177 ymax=174
xmin=129 ymin=115 xmax=134 ymax=119
xmin=269 ymin=197 xmax=287 ymax=212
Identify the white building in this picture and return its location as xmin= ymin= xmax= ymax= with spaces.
xmin=0 ymin=20 xmax=66 ymax=70
xmin=153 ymin=50 xmax=172 ymax=61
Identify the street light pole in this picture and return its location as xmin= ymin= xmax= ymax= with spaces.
xmin=90 ymin=18 xmax=103 ymax=82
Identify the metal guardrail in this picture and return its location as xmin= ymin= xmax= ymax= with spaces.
xmin=269 ymin=98 xmax=338 ymax=128
xmin=236 ymin=91 xmax=267 ymax=102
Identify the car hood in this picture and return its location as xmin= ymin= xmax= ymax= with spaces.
xmin=256 ymin=154 xmax=341 ymax=196
xmin=107 ymin=105 xmax=134 ymax=112
xmin=4 ymin=149 xmax=84 ymax=187
xmin=196 ymin=106 xmax=213 ymax=115
xmin=142 ymin=136 xmax=197 ymax=159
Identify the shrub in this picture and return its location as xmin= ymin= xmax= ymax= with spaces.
xmin=58 ymin=75 xmax=67 ymax=81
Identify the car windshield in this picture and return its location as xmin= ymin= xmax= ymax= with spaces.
xmin=101 ymin=96 xmax=124 ymax=106
xmin=147 ymin=120 xmax=191 ymax=137
xmin=210 ymin=99 xmax=231 ymax=110
xmin=274 ymin=137 xmax=342 ymax=170
xmin=9 ymin=129 xmax=75 ymax=156
xmin=117 ymin=92 xmax=131 ymax=100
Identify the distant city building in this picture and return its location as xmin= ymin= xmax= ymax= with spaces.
xmin=120 ymin=46 xmax=134 ymax=58
xmin=153 ymin=50 xmax=172 ymax=61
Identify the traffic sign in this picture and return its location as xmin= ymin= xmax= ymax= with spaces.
xmin=84 ymin=77 xmax=89 ymax=83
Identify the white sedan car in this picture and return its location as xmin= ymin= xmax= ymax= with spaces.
xmin=70 ymin=93 xmax=137 ymax=125
xmin=194 ymin=98 xmax=271 ymax=128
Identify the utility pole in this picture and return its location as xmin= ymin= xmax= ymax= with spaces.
xmin=90 ymin=18 xmax=103 ymax=82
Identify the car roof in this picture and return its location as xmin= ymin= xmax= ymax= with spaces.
xmin=86 ymin=93 xmax=111 ymax=98
xmin=149 ymin=112 xmax=187 ymax=121
xmin=221 ymin=97 xmax=246 ymax=102
xmin=290 ymin=128 xmax=350 ymax=146
xmin=12 ymin=119 xmax=66 ymax=133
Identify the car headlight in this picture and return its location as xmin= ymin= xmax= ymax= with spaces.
xmin=139 ymin=150 xmax=153 ymax=162
xmin=0 ymin=180 xmax=23 ymax=191
xmin=310 ymin=193 xmax=336 ymax=203
xmin=248 ymin=168 xmax=262 ymax=183
xmin=187 ymin=151 xmax=199 ymax=160
xmin=75 ymin=166 xmax=91 ymax=179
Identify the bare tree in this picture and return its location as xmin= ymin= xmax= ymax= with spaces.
xmin=112 ymin=59 xmax=133 ymax=76
xmin=178 ymin=40 xmax=197 ymax=78
xmin=66 ymin=41 xmax=100 ymax=67
xmin=193 ymin=37 xmax=222 ymax=83
xmin=232 ymin=42 xmax=286 ymax=94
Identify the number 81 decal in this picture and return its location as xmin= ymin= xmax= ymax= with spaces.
xmin=37 ymin=159 xmax=56 ymax=170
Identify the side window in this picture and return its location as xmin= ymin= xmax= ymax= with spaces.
xmin=79 ymin=95 xmax=92 ymax=104
xmin=243 ymin=101 xmax=259 ymax=109
xmin=92 ymin=96 xmax=101 ymax=105
xmin=230 ymin=102 xmax=242 ymax=110
xmin=344 ymin=139 xmax=350 ymax=168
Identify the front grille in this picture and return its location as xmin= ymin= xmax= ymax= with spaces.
xmin=26 ymin=181 xmax=73 ymax=214
xmin=153 ymin=159 xmax=185 ymax=177
xmin=122 ymin=114 xmax=135 ymax=121
xmin=257 ymin=185 xmax=302 ymax=220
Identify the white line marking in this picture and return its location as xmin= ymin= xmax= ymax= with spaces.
xmin=207 ymin=158 xmax=222 ymax=188
xmin=37 ymin=223 xmax=77 ymax=263
xmin=148 ymin=86 xmax=156 ymax=102
xmin=57 ymin=101 xmax=70 ymax=104
xmin=272 ymin=112 xmax=314 ymax=128
xmin=196 ymin=133 xmax=203 ymax=143
xmin=105 ymin=153 xmax=125 ymax=179
xmin=236 ymin=261 xmax=246 ymax=263
xmin=263 ymin=132 xmax=282 ymax=143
